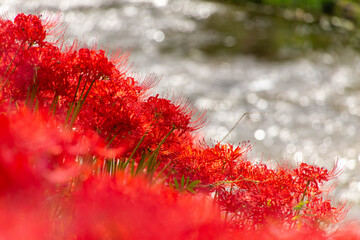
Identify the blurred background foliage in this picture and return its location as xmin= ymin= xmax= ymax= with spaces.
xmin=219 ymin=0 xmax=360 ymax=22
xmin=178 ymin=0 xmax=360 ymax=59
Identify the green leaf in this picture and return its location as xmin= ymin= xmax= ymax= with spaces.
xmin=187 ymin=188 xmax=196 ymax=194
xmin=181 ymin=175 xmax=185 ymax=188
xmin=187 ymin=180 xmax=200 ymax=188
xmin=293 ymin=200 xmax=309 ymax=211
xmin=135 ymin=152 xmax=148 ymax=175
xmin=174 ymin=178 xmax=179 ymax=189
xmin=292 ymin=215 xmax=302 ymax=220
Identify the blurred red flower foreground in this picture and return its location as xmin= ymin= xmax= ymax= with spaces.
xmin=0 ymin=13 xmax=359 ymax=239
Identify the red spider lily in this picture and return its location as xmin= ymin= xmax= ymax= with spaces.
xmin=143 ymin=95 xmax=193 ymax=131
xmin=129 ymin=94 xmax=206 ymax=161
xmin=0 ymin=109 xmax=74 ymax=192
xmin=293 ymin=162 xmax=338 ymax=196
xmin=74 ymin=70 xmax=145 ymax=149
xmin=222 ymin=162 xmax=345 ymax=229
xmin=142 ymin=94 xmax=207 ymax=132
xmin=0 ymin=108 xmax=122 ymax=192
xmin=0 ymin=13 xmax=67 ymax=108
xmin=171 ymin=141 xmax=251 ymax=187
xmin=0 ymin=12 xmax=356 ymax=239
xmin=171 ymin=140 xmax=346 ymax=230
xmin=0 ymin=13 xmax=206 ymax=166
xmin=13 ymin=13 xmax=47 ymax=45
xmin=0 ymin=170 xmax=353 ymax=240
xmin=0 ymin=197 xmax=52 ymax=240
xmin=61 ymin=174 xmax=230 ymax=240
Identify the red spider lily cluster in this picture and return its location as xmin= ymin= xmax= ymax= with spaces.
xmin=0 ymin=13 xmax=359 ymax=239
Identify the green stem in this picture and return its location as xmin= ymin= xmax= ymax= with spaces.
xmin=126 ymin=130 xmax=149 ymax=175
xmin=25 ymin=67 xmax=38 ymax=110
xmin=220 ymin=112 xmax=251 ymax=143
xmin=106 ymin=134 xmax=118 ymax=148
xmin=49 ymin=93 xmax=59 ymax=116
xmin=145 ymin=127 xmax=175 ymax=180
xmin=0 ymin=44 xmax=24 ymax=93
xmin=68 ymin=77 xmax=96 ymax=128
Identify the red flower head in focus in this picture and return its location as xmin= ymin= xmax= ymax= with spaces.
xmin=13 ymin=13 xmax=46 ymax=45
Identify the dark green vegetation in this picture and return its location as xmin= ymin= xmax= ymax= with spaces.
xmin=219 ymin=0 xmax=360 ymax=23
xmin=204 ymin=2 xmax=360 ymax=59
xmin=159 ymin=0 xmax=360 ymax=60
